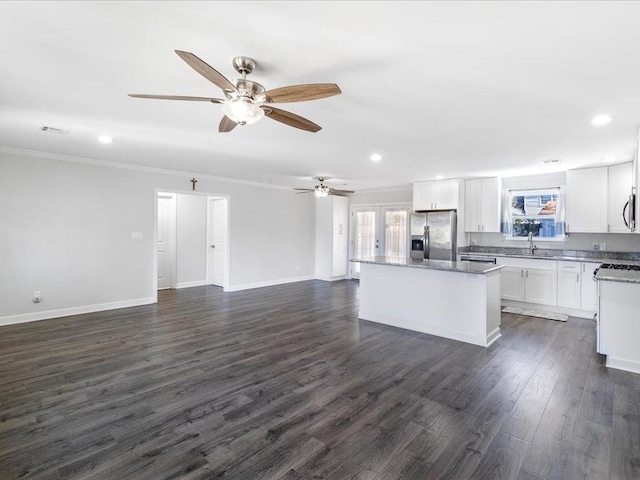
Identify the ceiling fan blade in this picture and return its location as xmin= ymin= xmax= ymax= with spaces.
xmin=128 ymin=94 xmax=225 ymax=103
xmin=264 ymin=83 xmax=341 ymax=103
xmin=175 ymin=50 xmax=238 ymax=93
xmin=330 ymin=189 xmax=355 ymax=194
xmin=262 ymin=106 xmax=321 ymax=133
xmin=293 ymin=188 xmax=314 ymax=191
xmin=295 ymin=191 xmax=314 ymax=195
xmin=219 ymin=115 xmax=237 ymax=133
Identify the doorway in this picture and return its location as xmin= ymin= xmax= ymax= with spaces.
xmin=349 ymin=205 xmax=411 ymax=279
xmin=154 ymin=190 xmax=230 ymax=296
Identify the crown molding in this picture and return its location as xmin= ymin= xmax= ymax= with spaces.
xmin=0 ymin=145 xmax=291 ymax=190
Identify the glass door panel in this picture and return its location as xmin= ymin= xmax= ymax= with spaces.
xmin=349 ymin=206 xmax=411 ymax=278
xmin=383 ymin=209 xmax=408 ymax=257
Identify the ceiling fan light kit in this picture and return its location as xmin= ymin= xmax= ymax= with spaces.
xmin=294 ymin=177 xmax=354 ymax=198
xmin=129 ymin=51 xmax=341 ymax=133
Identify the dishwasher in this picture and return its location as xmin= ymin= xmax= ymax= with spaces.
xmin=460 ymin=255 xmax=497 ymax=264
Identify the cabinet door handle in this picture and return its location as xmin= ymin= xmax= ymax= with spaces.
xmin=577 ymin=273 xmax=580 ymax=282
xmin=478 ymin=224 xmax=481 ymax=232
xmin=521 ymin=270 xmax=524 ymax=278
xmin=482 ymin=225 xmax=485 ymax=232
xmin=525 ymin=270 xmax=529 ymax=278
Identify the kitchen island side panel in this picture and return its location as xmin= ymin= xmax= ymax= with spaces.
xmin=358 ymin=262 xmax=501 ymax=347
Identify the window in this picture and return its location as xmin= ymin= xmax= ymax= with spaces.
xmin=504 ymin=187 xmax=566 ymax=240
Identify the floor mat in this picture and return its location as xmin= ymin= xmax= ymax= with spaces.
xmin=501 ymin=306 xmax=569 ymax=322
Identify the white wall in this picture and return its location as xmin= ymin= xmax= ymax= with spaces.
xmin=349 ymin=187 xmax=412 ymax=205
xmin=0 ymin=150 xmax=316 ymax=323
xmin=175 ymin=194 xmax=207 ymax=287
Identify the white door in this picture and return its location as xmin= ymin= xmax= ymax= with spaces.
xmin=207 ymin=198 xmax=227 ymax=287
xmin=349 ymin=206 xmax=410 ymax=278
xmin=157 ymin=194 xmax=176 ymax=290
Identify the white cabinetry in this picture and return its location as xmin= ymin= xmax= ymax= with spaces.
xmin=566 ymin=167 xmax=608 ymax=233
xmin=464 ymin=177 xmax=501 ymax=232
xmin=607 ymin=162 xmax=633 ymax=233
xmin=315 ymin=195 xmax=348 ymax=281
xmin=500 ymin=267 xmax=525 ymax=301
xmin=580 ymin=262 xmax=599 ymax=312
xmin=557 ymin=261 xmax=581 ymax=309
xmin=497 ymin=257 xmax=557 ymax=306
xmin=413 ymin=179 xmax=458 ymax=211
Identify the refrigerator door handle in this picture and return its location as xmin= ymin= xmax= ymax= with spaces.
xmin=424 ymin=225 xmax=430 ymax=259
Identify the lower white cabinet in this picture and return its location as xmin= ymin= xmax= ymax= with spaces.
xmin=557 ymin=261 xmax=581 ymax=308
xmin=525 ymin=268 xmax=558 ymax=305
xmin=497 ymin=258 xmax=557 ymax=306
xmin=498 ymin=257 xmax=600 ymax=316
xmin=580 ymin=262 xmax=600 ymax=312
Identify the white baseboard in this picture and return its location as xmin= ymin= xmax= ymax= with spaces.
xmin=315 ymin=275 xmax=348 ymax=282
xmin=175 ymin=280 xmax=206 ymax=289
xmin=358 ymin=310 xmax=497 ymax=347
xmin=224 ymin=275 xmax=315 ymax=292
xmin=486 ymin=327 xmax=502 ymax=347
xmin=0 ymin=297 xmax=156 ymax=327
xmin=606 ymin=356 xmax=640 ymax=375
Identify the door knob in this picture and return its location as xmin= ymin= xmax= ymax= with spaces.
xmin=210 ymin=245 xmax=216 ymax=248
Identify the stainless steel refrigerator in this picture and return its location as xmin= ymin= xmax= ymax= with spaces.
xmin=410 ymin=211 xmax=457 ymax=261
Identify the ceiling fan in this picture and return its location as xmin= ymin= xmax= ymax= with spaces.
xmin=129 ymin=50 xmax=341 ymax=133
xmin=294 ymin=177 xmax=354 ymax=198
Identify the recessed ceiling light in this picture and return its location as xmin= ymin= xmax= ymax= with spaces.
xmin=591 ymin=114 xmax=612 ymax=126
xmin=435 ymin=175 xmax=444 ymax=180
xmin=98 ymin=135 xmax=113 ymax=144
xmin=604 ymin=157 xmax=616 ymax=163
xmin=370 ymin=153 xmax=382 ymax=162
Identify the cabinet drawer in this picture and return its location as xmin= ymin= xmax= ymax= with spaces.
xmin=557 ymin=261 xmax=580 ymax=272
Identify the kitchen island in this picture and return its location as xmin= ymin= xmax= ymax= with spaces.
xmin=351 ymin=256 xmax=504 ymax=347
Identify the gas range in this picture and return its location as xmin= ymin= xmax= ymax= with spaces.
xmin=599 ymin=263 xmax=640 ymax=271
xmin=594 ymin=263 xmax=640 ymax=283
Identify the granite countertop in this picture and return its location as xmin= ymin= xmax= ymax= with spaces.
xmin=350 ymin=256 xmax=504 ymax=275
xmin=595 ymin=269 xmax=640 ymax=284
xmin=459 ymin=246 xmax=640 ymax=265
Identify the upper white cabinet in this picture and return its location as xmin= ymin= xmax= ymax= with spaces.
xmin=566 ymin=167 xmax=608 ymax=233
xmin=607 ymin=162 xmax=634 ymax=233
xmin=464 ymin=177 xmax=501 ymax=232
xmin=413 ymin=179 xmax=458 ymax=211
xmin=316 ymin=195 xmax=349 ymax=281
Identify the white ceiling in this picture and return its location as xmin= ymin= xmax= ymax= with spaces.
xmin=1 ymin=1 xmax=640 ymax=191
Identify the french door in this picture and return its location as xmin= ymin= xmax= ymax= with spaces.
xmin=349 ymin=206 xmax=411 ymax=278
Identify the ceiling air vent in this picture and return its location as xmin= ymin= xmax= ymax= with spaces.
xmin=540 ymin=158 xmax=560 ymax=164
xmin=40 ymin=126 xmax=69 ymax=135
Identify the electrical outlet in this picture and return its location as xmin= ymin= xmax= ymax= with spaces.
xmin=592 ymin=242 xmax=600 ymax=250
xmin=33 ymin=291 xmax=42 ymax=303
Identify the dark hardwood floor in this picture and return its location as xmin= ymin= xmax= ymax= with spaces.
xmin=1 ymin=280 xmax=639 ymax=479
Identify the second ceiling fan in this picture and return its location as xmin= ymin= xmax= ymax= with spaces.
xmin=294 ymin=177 xmax=354 ymax=198
xmin=129 ymin=50 xmax=341 ymax=133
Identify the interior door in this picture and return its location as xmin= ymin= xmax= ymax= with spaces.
xmin=207 ymin=198 xmax=227 ymax=287
xmin=349 ymin=206 xmax=410 ymax=278
xmin=157 ymin=194 xmax=176 ymax=290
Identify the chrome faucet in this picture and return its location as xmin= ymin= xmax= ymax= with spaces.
xmin=528 ymin=232 xmax=537 ymax=255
